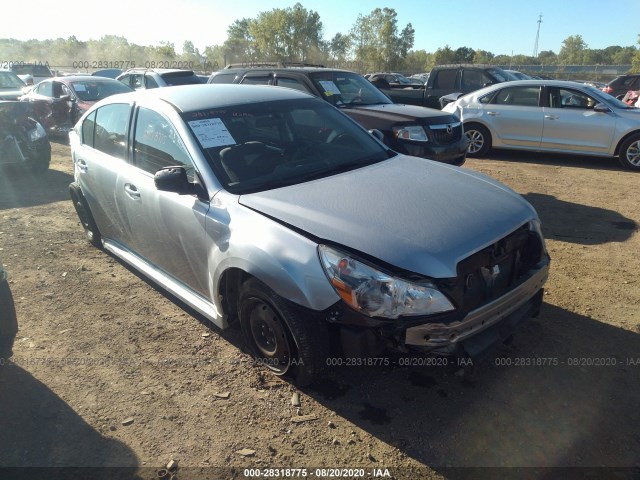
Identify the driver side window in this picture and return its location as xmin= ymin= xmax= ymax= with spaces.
xmin=133 ymin=107 xmax=195 ymax=179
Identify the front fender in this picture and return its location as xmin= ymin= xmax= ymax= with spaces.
xmin=206 ymin=196 xmax=340 ymax=316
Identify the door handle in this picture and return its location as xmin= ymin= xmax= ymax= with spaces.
xmin=544 ymin=115 xmax=559 ymax=120
xmin=486 ymin=111 xmax=499 ymax=116
xmin=76 ymin=159 xmax=88 ymax=173
xmin=124 ymin=183 xmax=141 ymax=199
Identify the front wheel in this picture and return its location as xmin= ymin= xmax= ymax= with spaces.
xmin=464 ymin=123 xmax=491 ymax=157
xmin=618 ymin=134 xmax=640 ymax=171
xmin=239 ymin=278 xmax=328 ymax=386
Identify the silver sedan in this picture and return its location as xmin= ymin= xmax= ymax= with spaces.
xmin=442 ymin=80 xmax=640 ymax=170
xmin=69 ymin=84 xmax=549 ymax=385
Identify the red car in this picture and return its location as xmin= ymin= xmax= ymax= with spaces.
xmin=20 ymin=76 xmax=132 ymax=136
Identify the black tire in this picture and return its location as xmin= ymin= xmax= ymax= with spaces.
xmin=618 ymin=134 xmax=640 ymax=171
xmin=464 ymin=123 xmax=492 ymax=157
xmin=238 ymin=278 xmax=328 ymax=386
xmin=28 ymin=142 xmax=51 ymax=174
xmin=0 ymin=274 xmax=18 ymax=361
xmin=69 ymin=184 xmax=102 ymax=248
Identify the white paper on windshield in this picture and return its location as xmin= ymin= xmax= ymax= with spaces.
xmin=318 ymin=80 xmax=341 ymax=96
xmin=188 ymin=118 xmax=236 ymax=148
xmin=73 ymin=83 xmax=87 ymax=91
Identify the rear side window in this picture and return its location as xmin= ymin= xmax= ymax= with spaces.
xmin=276 ymin=77 xmax=310 ymax=93
xmin=159 ymin=71 xmax=201 ymax=86
xmin=241 ymin=75 xmax=272 ymax=85
xmin=93 ymin=103 xmax=130 ymax=158
xmin=433 ymin=69 xmax=457 ymax=89
xmin=493 ymin=86 xmax=540 ymax=106
xmin=461 ymin=70 xmax=486 ymax=90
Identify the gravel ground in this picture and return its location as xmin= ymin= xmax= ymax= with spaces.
xmin=0 ymin=143 xmax=639 ymax=480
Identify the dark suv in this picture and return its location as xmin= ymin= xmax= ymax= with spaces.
xmin=209 ymin=65 xmax=468 ymax=166
xmin=602 ymin=74 xmax=640 ymax=100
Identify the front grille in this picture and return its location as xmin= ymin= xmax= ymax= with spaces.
xmin=438 ymin=224 xmax=545 ymax=315
xmin=428 ymin=122 xmax=462 ymax=145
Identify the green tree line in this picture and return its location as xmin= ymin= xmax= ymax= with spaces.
xmin=1 ymin=4 xmax=639 ymax=74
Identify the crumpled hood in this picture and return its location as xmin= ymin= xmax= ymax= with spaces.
xmin=239 ymin=155 xmax=537 ymax=278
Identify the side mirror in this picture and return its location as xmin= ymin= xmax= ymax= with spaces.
xmin=155 ymin=166 xmax=196 ymax=195
xmin=593 ymin=103 xmax=611 ymax=113
xmin=369 ymin=129 xmax=385 ymax=142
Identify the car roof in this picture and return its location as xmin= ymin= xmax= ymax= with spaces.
xmin=104 ymin=83 xmax=314 ymax=112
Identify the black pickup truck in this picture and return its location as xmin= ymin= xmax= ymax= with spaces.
xmin=375 ymin=65 xmax=516 ymax=110
xmin=209 ymin=65 xmax=468 ymax=166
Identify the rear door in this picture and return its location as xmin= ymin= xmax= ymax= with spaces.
xmin=540 ymin=86 xmax=615 ymax=154
xmin=74 ymin=102 xmax=133 ymax=245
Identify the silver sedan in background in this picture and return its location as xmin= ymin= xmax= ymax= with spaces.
xmin=442 ymin=79 xmax=640 ymax=170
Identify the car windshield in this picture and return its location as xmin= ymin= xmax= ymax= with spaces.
xmin=71 ymin=80 xmax=131 ymax=101
xmin=308 ymin=71 xmax=392 ymax=107
xmin=160 ymin=71 xmax=201 ymax=86
xmin=0 ymin=72 xmax=25 ymax=88
xmin=183 ymin=97 xmax=393 ymax=194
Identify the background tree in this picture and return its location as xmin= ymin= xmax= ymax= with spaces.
xmin=349 ymin=8 xmax=413 ymax=71
xmin=329 ymin=33 xmax=351 ymax=63
xmin=454 ymin=46 xmax=475 ymax=63
xmin=558 ymin=35 xmax=587 ymax=64
xmin=632 ymin=35 xmax=640 ymax=73
xmin=473 ymin=50 xmax=494 ymax=64
xmin=433 ymin=45 xmax=456 ymax=65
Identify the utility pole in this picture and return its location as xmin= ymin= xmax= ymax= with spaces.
xmin=533 ymin=14 xmax=543 ymax=57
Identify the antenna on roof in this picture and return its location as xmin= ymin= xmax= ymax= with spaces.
xmin=533 ymin=13 xmax=543 ymax=57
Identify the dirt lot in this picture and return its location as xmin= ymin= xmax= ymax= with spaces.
xmin=1 ymin=143 xmax=639 ymax=479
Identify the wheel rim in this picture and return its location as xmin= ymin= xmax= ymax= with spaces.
xmin=625 ymin=140 xmax=640 ymax=166
xmin=466 ymin=130 xmax=485 ymax=154
xmin=247 ymin=299 xmax=291 ymax=375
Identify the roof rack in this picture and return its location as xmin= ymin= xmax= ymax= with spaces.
xmin=224 ymin=61 xmax=326 ymax=69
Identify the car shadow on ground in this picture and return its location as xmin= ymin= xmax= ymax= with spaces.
xmin=0 ymin=362 xmax=141 ymax=478
xmin=303 ymin=302 xmax=640 ymax=474
xmin=522 ymin=192 xmax=637 ymax=245
xmin=0 ymin=168 xmax=73 ymax=210
xmin=485 ymin=150 xmax=623 ymax=171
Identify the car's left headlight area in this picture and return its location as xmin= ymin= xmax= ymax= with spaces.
xmin=392 ymin=125 xmax=429 ymax=142
xmin=318 ymin=245 xmax=455 ymax=319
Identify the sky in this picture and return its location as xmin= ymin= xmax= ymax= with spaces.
xmin=2 ymin=0 xmax=639 ymax=57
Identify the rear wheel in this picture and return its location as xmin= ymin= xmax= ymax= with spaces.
xmin=618 ymin=134 xmax=640 ymax=171
xmin=239 ymin=278 xmax=328 ymax=386
xmin=465 ymin=123 xmax=491 ymax=157
xmin=69 ymin=185 xmax=102 ymax=248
